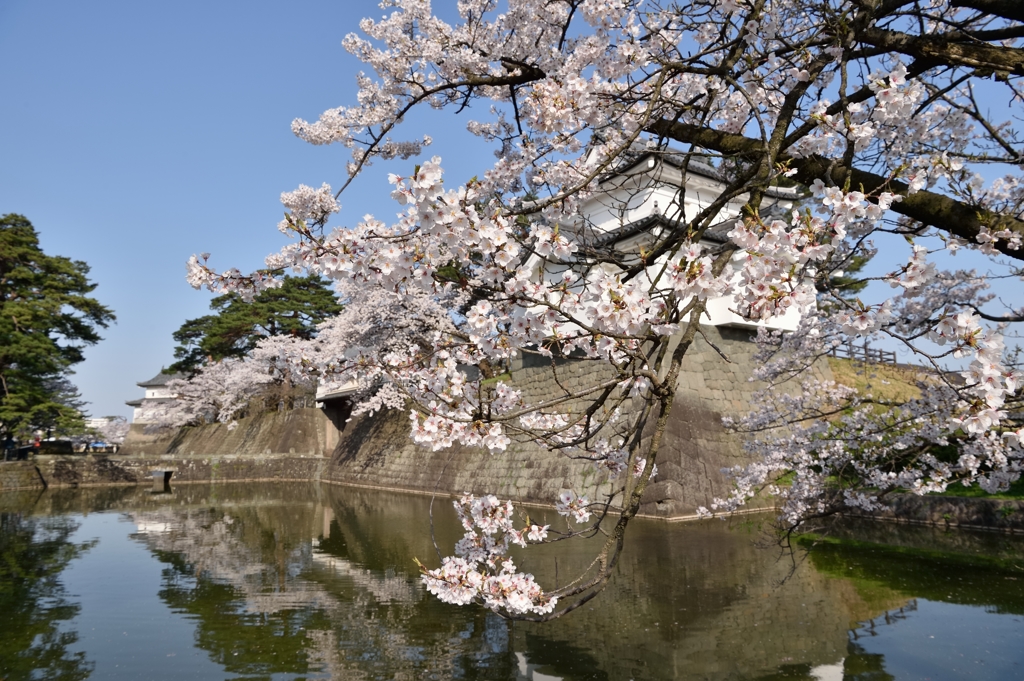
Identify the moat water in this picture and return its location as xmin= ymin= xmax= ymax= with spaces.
xmin=1 ymin=482 xmax=1022 ymax=680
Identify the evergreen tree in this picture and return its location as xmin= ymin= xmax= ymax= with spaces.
xmin=169 ymin=274 xmax=342 ymax=375
xmin=0 ymin=514 xmax=96 ymax=681
xmin=0 ymin=214 xmax=115 ymax=439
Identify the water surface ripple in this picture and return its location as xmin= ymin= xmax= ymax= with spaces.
xmin=1 ymin=482 xmax=1022 ymax=680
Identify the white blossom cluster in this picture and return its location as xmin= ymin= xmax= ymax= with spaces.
xmin=710 ymin=313 xmax=1023 ymax=528
xmin=421 ymin=494 xmax=556 ymax=616
xmin=142 ymin=335 xmax=317 ymax=429
xmin=94 ymin=417 xmax=130 ymax=445
xmin=181 ymin=0 xmax=1024 ymax=616
xmin=277 ymin=183 xmax=340 ymax=234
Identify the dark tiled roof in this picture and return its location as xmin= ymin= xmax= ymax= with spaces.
xmin=608 ymin=150 xmax=801 ymax=200
xmin=126 ymin=397 xmax=176 ymax=408
xmin=585 ymin=214 xmax=728 ymax=249
xmin=137 ymin=371 xmax=185 ymax=388
xmin=126 ymin=397 xmax=176 ymax=407
xmin=582 ymin=214 xmax=715 ymax=249
xmin=581 ymin=203 xmax=792 ymax=252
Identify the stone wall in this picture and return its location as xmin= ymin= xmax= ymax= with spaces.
xmin=0 ymin=453 xmax=327 ymax=492
xmin=2 ymin=327 xmax=808 ymax=511
xmin=324 ymin=325 xmax=827 ymax=518
xmin=120 ymin=407 xmax=340 ymax=458
xmin=0 ymin=327 xmax=831 ymax=518
xmin=4 ymin=328 xmax=1021 ymax=534
xmin=865 ymin=494 xmax=1024 ymax=534
xmin=0 ymin=408 xmax=338 ymax=492
xmin=0 ymin=462 xmax=46 ymax=491
xmin=28 ymin=452 xmax=327 ymax=489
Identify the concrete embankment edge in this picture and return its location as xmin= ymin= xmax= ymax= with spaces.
xmin=847 ymin=494 xmax=1024 ymax=534
xmin=3 ymin=324 xmax=1019 ymax=530
xmin=3 ymin=452 xmax=1021 ymax=531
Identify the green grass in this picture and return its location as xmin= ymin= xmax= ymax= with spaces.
xmin=797 ymin=533 xmax=1024 ymax=615
xmin=827 ymin=357 xmax=923 ymax=403
xmin=930 ymin=476 xmax=1024 ymax=500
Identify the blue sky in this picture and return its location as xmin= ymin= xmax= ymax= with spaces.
xmin=0 ymin=0 xmax=490 ymax=419
xmin=2 ymin=1 xmax=1017 ymax=419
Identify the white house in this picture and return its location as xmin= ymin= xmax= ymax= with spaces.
xmin=544 ymin=149 xmax=803 ymax=332
xmin=319 ymin=151 xmax=805 ymax=409
xmin=126 ymin=371 xmax=183 ymax=423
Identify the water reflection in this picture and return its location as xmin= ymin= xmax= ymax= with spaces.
xmin=2 ymin=482 xmax=1022 ymax=680
xmin=0 ymin=512 xmax=95 ymax=681
xmin=803 ymin=521 xmax=1024 ymax=615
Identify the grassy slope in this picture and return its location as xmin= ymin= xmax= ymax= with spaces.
xmin=828 ymin=357 xmax=1024 ymax=500
xmin=826 ymin=357 xmax=922 ymax=403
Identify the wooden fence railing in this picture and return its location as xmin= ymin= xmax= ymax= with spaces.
xmin=829 ymin=341 xmax=898 ymax=365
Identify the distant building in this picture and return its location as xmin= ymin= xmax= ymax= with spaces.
xmin=84 ymin=416 xmax=118 ymax=431
xmin=549 ymin=149 xmax=804 ymax=333
xmin=315 ymin=379 xmax=359 ymax=406
xmin=126 ymin=371 xmax=183 ymax=423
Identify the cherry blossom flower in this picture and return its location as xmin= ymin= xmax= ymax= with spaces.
xmin=183 ymin=0 xmax=1024 ymax=618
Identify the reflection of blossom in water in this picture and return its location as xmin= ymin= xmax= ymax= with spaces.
xmin=131 ymin=509 xmax=326 ymax=613
xmin=809 ymin=661 xmax=844 ymax=681
xmin=130 ymin=508 xmax=421 ymax=612
xmin=311 ymin=539 xmax=417 ymax=604
xmin=127 ymin=505 xmax=431 ymax=678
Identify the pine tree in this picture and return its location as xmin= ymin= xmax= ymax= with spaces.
xmin=0 ymin=214 xmax=115 ymax=439
xmin=168 ymin=274 xmax=342 ymax=375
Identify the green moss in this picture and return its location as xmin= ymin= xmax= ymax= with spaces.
xmin=929 ymin=476 xmax=1024 ymax=500
xmin=798 ymin=534 xmax=1024 ymax=615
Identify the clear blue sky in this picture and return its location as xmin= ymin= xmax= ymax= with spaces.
xmin=0 ymin=0 xmax=490 ymax=420
xmin=2 ymin=2 xmax=1016 ymax=419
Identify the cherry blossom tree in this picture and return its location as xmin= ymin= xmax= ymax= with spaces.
xmin=94 ymin=416 xmax=129 ymax=446
xmin=142 ymin=336 xmax=318 ymax=429
xmin=140 ymin=358 xmax=273 ymax=428
xmin=185 ymin=0 xmax=1023 ymax=619
xmin=279 ymin=280 xmax=471 ymax=419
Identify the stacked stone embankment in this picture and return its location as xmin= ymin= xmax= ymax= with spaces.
xmin=855 ymin=494 xmax=1024 ymax=534
xmin=3 ymin=327 xmax=1019 ymax=531
xmin=0 ymin=461 xmax=47 ymax=490
xmin=123 ymin=406 xmax=341 ymax=458
xmin=1 ymin=327 xmax=826 ymax=519
xmin=320 ymin=325 xmax=823 ymax=518
xmin=0 ymin=408 xmax=337 ymax=492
